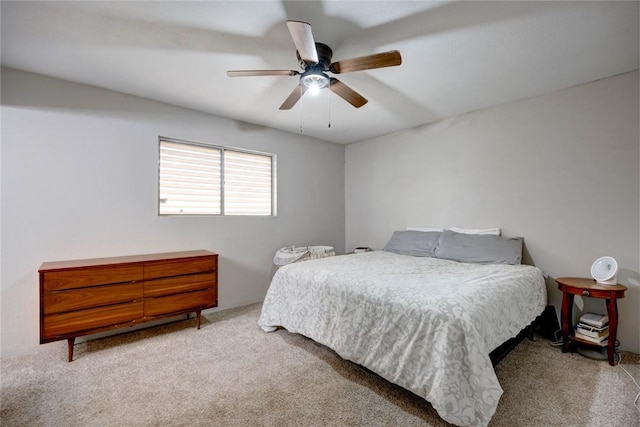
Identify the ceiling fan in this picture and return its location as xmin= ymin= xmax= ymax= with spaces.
xmin=227 ymin=20 xmax=402 ymax=110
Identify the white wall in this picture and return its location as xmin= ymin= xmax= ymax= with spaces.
xmin=346 ymin=71 xmax=640 ymax=353
xmin=3 ymin=67 xmax=638 ymax=358
xmin=0 ymin=67 xmax=345 ymax=358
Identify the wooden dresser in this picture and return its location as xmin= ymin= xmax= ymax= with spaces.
xmin=39 ymin=250 xmax=218 ymax=361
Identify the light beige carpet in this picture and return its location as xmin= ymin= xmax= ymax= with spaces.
xmin=1 ymin=303 xmax=638 ymax=426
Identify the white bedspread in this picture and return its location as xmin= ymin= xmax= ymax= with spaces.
xmin=258 ymin=251 xmax=546 ymax=427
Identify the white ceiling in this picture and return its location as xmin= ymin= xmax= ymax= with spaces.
xmin=1 ymin=1 xmax=638 ymax=144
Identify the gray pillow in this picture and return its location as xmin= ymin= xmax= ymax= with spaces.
xmin=435 ymin=229 xmax=523 ymax=265
xmin=383 ymin=230 xmax=441 ymax=257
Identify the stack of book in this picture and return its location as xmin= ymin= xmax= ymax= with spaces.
xmin=574 ymin=312 xmax=609 ymax=346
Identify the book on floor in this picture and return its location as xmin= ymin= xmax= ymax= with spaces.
xmin=579 ymin=312 xmax=608 ymax=328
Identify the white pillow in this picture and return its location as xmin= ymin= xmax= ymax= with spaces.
xmin=406 ymin=226 xmax=444 ymax=232
xmin=449 ymin=227 xmax=501 ymax=236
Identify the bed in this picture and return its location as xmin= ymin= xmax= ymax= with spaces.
xmin=258 ymin=230 xmax=547 ymax=427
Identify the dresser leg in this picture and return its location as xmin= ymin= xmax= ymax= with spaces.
xmin=67 ymin=337 xmax=75 ymax=362
xmin=196 ymin=310 xmax=202 ymax=329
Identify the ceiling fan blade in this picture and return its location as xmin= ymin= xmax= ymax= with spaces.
xmin=286 ymin=20 xmax=319 ymax=64
xmin=329 ymin=78 xmax=368 ymax=108
xmin=329 ymin=50 xmax=402 ymax=74
xmin=279 ymin=84 xmax=308 ymax=110
xmin=227 ymin=70 xmax=299 ymax=77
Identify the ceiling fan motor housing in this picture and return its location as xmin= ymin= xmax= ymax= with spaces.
xmin=297 ymin=42 xmax=333 ymax=69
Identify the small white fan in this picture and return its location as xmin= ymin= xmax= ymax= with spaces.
xmin=590 ymin=256 xmax=618 ymax=285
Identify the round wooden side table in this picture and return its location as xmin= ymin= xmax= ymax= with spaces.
xmin=556 ymin=277 xmax=627 ymax=366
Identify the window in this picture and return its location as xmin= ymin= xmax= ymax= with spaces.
xmin=159 ymin=138 xmax=276 ymax=216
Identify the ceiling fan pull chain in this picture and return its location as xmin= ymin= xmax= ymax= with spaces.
xmin=299 ymin=85 xmax=304 ymax=133
xmin=327 ymin=86 xmax=331 ymax=128
xmin=300 ymin=89 xmax=305 ymax=134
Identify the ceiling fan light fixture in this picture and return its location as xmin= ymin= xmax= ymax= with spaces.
xmin=301 ymin=70 xmax=329 ymax=92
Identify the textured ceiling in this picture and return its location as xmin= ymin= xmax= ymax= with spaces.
xmin=1 ymin=1 xmax=638 ymax=144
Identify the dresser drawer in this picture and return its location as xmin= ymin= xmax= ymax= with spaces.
xmin=144 ymin=256 xmax=215 ymax=280
xmin=42 ymin=265 xmax=143 ymax=292
xmin=144 ymin=289 xmax=216 ymax=317
xmin=43 ymin=283 xmax=143 ymax=315
xmin=144 ymin=272 xmax=216 ymax=298
xmin=43 ymin=301 xmax=144 ymax=340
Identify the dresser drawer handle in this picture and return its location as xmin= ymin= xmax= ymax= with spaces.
xmin=582 ymin=290 xmax=590 ymax=296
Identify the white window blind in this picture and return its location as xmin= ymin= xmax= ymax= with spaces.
xmin=224 ymin=150 xmax=273 ymax=216
xmin=159 ymin=138 xmax=275 ymax=216
xmin=159 ymin=140 xmax=222 ymax=215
